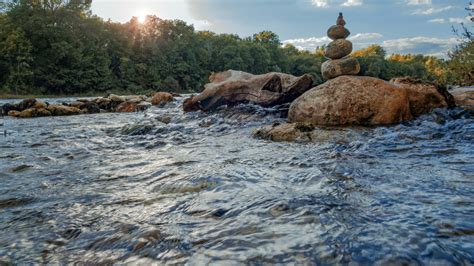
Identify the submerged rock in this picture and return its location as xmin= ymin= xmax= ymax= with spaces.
xmin=151 ymin=92 xmax=174 ymax=106
xmin=253 ymin=122 xmax=355 ymax=142
xmin=183 ymin=70 xmax=313 ymax=112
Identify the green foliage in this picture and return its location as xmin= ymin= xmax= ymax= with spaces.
xmin=0 ymin=0 xmax=471 ymax=96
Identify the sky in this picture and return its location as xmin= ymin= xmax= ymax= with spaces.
xmin=91 ymin=0 xmax=473 ymax=57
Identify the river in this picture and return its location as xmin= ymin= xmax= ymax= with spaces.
xmin=0 ymin=97 xmax=473 ymax=264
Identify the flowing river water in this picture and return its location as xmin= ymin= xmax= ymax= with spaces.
xmin=0 ymin=97 xmax=473 ymax=264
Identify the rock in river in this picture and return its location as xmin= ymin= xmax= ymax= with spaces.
xmin=151 ymin=92 xmax=174 ymax=106
xmin=183 ymin=70 xmax=313 ymax=112
xmin=288 ymin=76 xmax=451 ymax=126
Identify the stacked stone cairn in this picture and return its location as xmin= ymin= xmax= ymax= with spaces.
xmin=321 ymin=13 xmax=360 ymax=80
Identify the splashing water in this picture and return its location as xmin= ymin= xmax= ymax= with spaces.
xmin=0 ymin=97 xmax=473 ymax=264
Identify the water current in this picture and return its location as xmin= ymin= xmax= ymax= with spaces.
xmin=0 ymin=97 xmax=473 ymax=264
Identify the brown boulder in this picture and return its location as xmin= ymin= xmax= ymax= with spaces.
xmin=9 ymin=108 xmax=51 ymax=118
xmin=17 ymin=98 xmax=37 ymax=111
xmin=151 ymin=92 xmax=174 ymax=106
xmin=321 ymin=57 xmax=360 ymax=80
xmin=390 ymin=77 xmax=449 ymax=116
xmin=33 ymin=101 xmax=47 ymax=109
xmin=448 ymin=87 xmax=474 ymax=111
xmin=47 ymin=105 xmax=83 ymax=116
xmin=116 ymin=101 xmax=150 ymax=113
xmin=289 ymin=76 xmax=413 ymax=126
xmin=324 ymin=39 xmax=353 ymax=59
xmin=327 ymin=25 xmax=350 ymax=40
xmin=183 ymin=70 xmax=313 ymax=112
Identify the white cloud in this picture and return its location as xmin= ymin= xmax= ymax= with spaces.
xmin=407 ymin=0 xmax=431 ymax=5
xmin=341 ymin=0 xmax=363 ymax=7
xmin=428 ymin=18 xmax=445 ymax=23
xmin=382 ymin=36 xmax=458 ymax=55
xmin=427 ymin=17 xmax=471 ymax=24
xmin=449 ymin=17 xmax=467 ymax=23
xmin=283 ymin=35 xmax=458 ymax=58
xmin=311 ymin=0 xmax=329 ymax=8
xmin=348 ymin=33 xmax=383 ymax=41
xmin=311 ymin=0 xmax=363 ymax=8
xmin=412 ymin=6 xmax=454 ymax=15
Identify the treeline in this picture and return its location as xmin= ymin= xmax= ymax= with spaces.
xmin=0 ymin=0 xmax=472 ymax=96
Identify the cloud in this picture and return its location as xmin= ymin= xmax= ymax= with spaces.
xmin=381 ymin=36 xmax=458 ymax=56
xmin=311 ymin=0 xmax=363 ymax=8
xmin=341 ymin=0 xmax=363 ymax=7
xmin=282 ymin=32 xmax=382 ymax=51
xmin=428 ymin=18 xmax=445 ymax=23
xmin=407 ymin=0 xmax=431 ymax=5
xmin=428 ymin=17 xmax=471 ymax=24
xmin=311 ymin=0 xmax=329 ymax=8
xmin=282 ymin=36 xmax=331 ymax=50
xmin=348 ymin=33 xmax=383 ymax=41
xmin=412 ymin=6 xmax=454 ymax=15
xmin=283 ymin=35 xmax=458 ymax=58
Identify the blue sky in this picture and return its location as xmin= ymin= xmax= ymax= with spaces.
xmin=91 ymin=0 xmax=472 ymax=57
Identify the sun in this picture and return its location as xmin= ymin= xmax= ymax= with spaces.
xmin=135 ymin=11 xmax=148 ymax=24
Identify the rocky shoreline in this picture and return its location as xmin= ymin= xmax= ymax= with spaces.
xmin=1 ymin=92 xmax=175 ymax=118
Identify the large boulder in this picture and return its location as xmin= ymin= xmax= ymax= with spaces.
xmin=390 ymin=77 xmax=450 ymax=116
xmin=289 ymin=76 xmax=411 ymax=126
xmin=324 ymin=39 xmax=353 ymax=59
xmin=183 ymin=70 xmax=313 ymax=112
xmin=151 ymin=92 xmax=174 ymax=106
xmin=321 ymin=57 xmax=360 ymax=80
xmin=289 ymin=76 xmax=450 ymax=126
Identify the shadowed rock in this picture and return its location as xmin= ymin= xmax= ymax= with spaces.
xmin=183 ymin=70 xmax=313 ymax=112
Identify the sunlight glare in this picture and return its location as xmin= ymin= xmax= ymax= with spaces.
xmin=136 ymin=11 xmax=148 ymax=24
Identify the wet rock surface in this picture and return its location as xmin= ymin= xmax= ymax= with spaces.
xmin=1 ymin=92 xmax=172 ymax=118
xmin=183 ymin=70 xmax=313 ymax=112
xmin=0 ymin=96 xmax=473 ymax=264
xmin=289 ymin=76 xmax=451 ymax=126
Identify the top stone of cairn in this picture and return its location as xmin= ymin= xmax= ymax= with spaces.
xmin=327 ymin=12 xmax=350 ymax=40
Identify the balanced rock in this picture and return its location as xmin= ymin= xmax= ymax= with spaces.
xmin=327 ymin=25 xmax=350 ymax=40
xmin=321 ymin=57 xmax=360 ymax=80
xmin=324 ymin=39 xmax=353 ymax=59
xmin=183 ymin=70 xmax=313 ymax=112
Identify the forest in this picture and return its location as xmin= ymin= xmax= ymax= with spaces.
xmin=0 ymin=0 xmax=472 ymax=96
